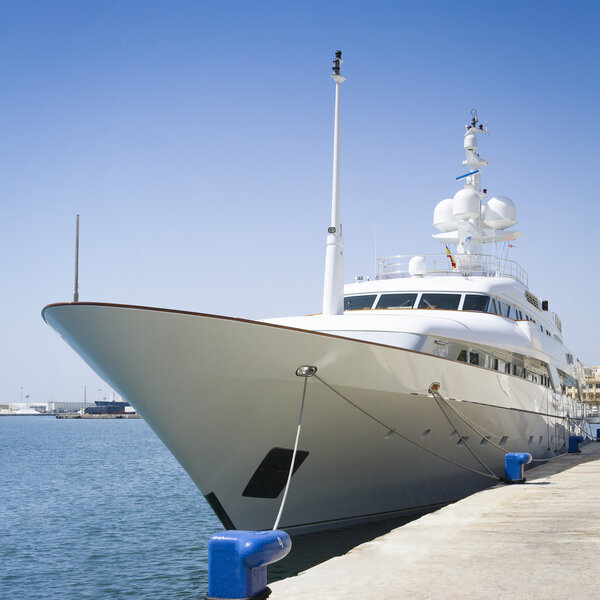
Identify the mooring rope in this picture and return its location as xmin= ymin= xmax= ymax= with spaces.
xmin=431 ymin=392 xmax=499 ymax=478
xmin=272 ymin=374 xmax=309 ymax=530
xmin=277 ymin=368 xmax=587 ymax=505
xmin=313 ymin=374 xmax=501 ymax=481
xmin=567 ymin=416 xmax=593 ymax=439
xmin=427 ymin=387 xmax=581 ymax=464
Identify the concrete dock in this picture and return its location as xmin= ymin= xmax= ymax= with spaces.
xmin=271 ymin=442 xmax=600 ymax=599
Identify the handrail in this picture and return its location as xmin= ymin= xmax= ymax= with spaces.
xmin=376 ymin=254 xmax=528 ymax=287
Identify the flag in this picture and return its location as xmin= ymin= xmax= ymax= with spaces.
xmin=445 ymin=245 xmax=456 ymax=269
xmin=508 ymin=243 xmax=514 ymax=248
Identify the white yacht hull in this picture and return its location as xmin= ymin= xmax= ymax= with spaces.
xmin=43 ymin=303 xmax=568 ymax=533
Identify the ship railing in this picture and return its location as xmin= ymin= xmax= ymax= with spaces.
xmin=376 ymin=253 xmax=528 ymax=287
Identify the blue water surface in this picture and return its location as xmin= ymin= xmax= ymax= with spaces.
xmin=1 ymin=417 xmax=416 ymax=599
xmin=0 ymin=417 xmax=222 ymax=600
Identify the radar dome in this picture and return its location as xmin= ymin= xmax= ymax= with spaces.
xmin=433 ymin=198 xmax=458 ymax=232
xmin=452 ymin=187 xmax=480 ymax=220
xmin=484 ymin=196 xmax=517 ymax=229
xmin=464 ymin=132 xmax=477 ymax=151
xmin=408 ymin=255 xmax=427 ymax=277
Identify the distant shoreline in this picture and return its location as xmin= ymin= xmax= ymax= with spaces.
xmin=0 ymin=413 xmax=141 ymax=419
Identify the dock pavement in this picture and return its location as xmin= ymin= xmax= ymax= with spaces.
xmin=270 ymin=442 xmax=600 ymax=600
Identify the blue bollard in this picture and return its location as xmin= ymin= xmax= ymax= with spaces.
xmin=596 ymin=428 xmax=600 ymax=442
xmin=206 ymin=530 xmax=291 ymax=600
xmin=504 ymin=452 xmax=532 ymax=483
xmin=568 ymin=435 xmax=584 ymax=453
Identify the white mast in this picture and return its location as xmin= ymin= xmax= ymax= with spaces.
xmin=322 ymin=51 xmax=346 ymax=316
xmin=74 ymin=214 xmax=80 ymax=303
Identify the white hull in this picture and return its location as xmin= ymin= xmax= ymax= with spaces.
xmin=43 ymin=302 xmax=570 ymax=533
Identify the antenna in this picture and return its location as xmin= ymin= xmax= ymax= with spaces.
xmin=73 ymin=214 xmax=80 ymax=303
xmin=470 ymin=107 xmax=478 ymax=128
xmin=322 ymin=51 xmax=346 ymax=315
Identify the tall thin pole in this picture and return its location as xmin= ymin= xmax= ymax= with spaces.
xmin=322 ymin=51 xmax=346 ymax=316
xmin=74 ymin=214 xmax=80 ymax=303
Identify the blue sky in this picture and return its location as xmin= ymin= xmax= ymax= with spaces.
xmin=1 ymin=0 xmax=599 ymax=404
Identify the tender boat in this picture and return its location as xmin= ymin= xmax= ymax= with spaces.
xmin=43 ymin=53 xmax=585 ymax=533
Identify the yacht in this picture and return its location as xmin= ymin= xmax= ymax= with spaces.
xmin=43 ymin=53 xmax=585 ymax=533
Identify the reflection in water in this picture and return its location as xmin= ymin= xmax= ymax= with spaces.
xmin=268 ymin=515 xmax=419 ymax=583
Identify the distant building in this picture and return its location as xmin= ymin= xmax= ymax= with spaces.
xmin=566 ymin=365 xmax=600 ymax=415
xmin=47 ymin=402 xmax=95 ymax=413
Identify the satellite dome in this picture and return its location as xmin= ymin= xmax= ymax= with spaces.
xmin=464 ymin=132 xmax=478 ymax=151
xmin=408 ymin=255 xmax=427 ymax=277
xmin=484 ymin=196 xmax=517 ymax=229
xmin=433 ymin=198 xmax=458 ymax=232
xmin=452 ymin=187 xmax=480 ymax=220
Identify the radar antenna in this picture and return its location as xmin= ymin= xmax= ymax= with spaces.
xmin=332 ymin=50 xmax=342 ymax=76
xmin=470 ymin=108 xmax=478 ymax=128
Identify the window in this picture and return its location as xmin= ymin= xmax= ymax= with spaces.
xmin=433 ymin=341 xmax=448 ymax=357
xmin=500 ymin=302 xmax=511 ymax=318
xmin=376 ymin=293 xmax=417 ymax=309
xmin=344 ymin=295 xmax=377 ymax=311
xmin=457 ymin=350 xmax=467 ymax=362
xmin=469 ymin=352 xmax=480 ymax=366
xmin=418 ymin=293 xmax=461 ymax=310
xmin=463 ymin=294 xmax=490 ymax=312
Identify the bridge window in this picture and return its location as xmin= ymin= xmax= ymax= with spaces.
xmin=344 ymin=295 xmax=377 ymax=311
xmin=463 ymin=294 xmax=490 ymax=312
xmin=376 ymin=293 xmax=417 ymax=309
xmin=418 ymin=293 xmax=461 ymax=310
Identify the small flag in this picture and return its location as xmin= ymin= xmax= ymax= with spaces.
xmin=445 ymin=245 xmax=456 ymax=269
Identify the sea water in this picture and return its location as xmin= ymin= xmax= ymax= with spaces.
xmin=1 ymin=417 xmax=411 ymax=599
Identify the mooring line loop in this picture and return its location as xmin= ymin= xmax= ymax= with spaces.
xmin=313 ymin=374 xmax=500 ymax=481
